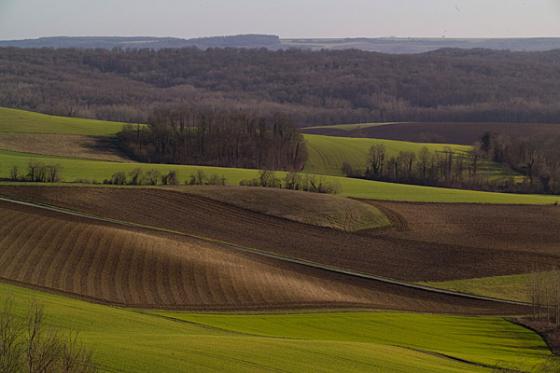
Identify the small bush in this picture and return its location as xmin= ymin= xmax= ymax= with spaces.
xmin=187 ymin=171 xmax=226 ymax=186
xmin=128 ymin=168 xmax=143 ymax=185
xmin=161 ymin=170 xmax=179 ymax=185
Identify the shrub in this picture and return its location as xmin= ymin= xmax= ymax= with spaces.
xmin=161 ymin=170 xmax=178 ymax=185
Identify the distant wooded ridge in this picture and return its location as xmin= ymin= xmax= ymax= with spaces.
xmin=2 ymin=47 xmax=560 ymax=124
xmin=2 ymin=35 xmax=560 ymax=53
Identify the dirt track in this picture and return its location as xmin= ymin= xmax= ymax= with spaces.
xmin=0 ymin=198 xmax=524 ymax=314
xmin=1 ymin=186 xmax=559 ymax=283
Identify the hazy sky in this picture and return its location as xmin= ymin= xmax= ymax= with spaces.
xmin=1 ymin=0 xmax=559 ymax=40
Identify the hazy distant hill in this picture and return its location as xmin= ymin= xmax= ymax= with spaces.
xmin=283 ymin=37 xmax=560 ymax=53
xmin=1 ymin=35 xmax=560 ymax=53
xmin=0 ymin=35 xmax=283 ymax=50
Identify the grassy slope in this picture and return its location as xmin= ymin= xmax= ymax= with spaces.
xmin=303 ymin=134 xmax=513 ymax=178
xmin=423 ymin=274 xmax=533 ymax=303
xmin=0 ymin=281 xmax=552 ymax=373
xmin=181 ymin=186 xmax=391 ymax=231
xmin=1 ymin=149 xmax=559 ymax=204
xmin=0 ymin=107 xmax=126 ymax=136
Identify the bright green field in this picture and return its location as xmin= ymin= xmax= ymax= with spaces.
xmin=423 ymin=273 xmax=534 ymax=303
xmin=304 ymin=134 xmax=469 ymax=176
xmin=303 ymin=134 xmax=513 ymax=178
xmin=1 ymin=149 xmax=559 ymax=204
xmin=0 ymin=107 xmax=127 ymax=136
xmin=0 ymin=281 xmax=553 ymax=373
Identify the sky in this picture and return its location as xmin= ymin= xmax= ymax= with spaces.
xmin=0 ymin=0 xmax=559 ymax=40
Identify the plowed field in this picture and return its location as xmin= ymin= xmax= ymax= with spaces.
xmin=1 ymin=186 xmax=558 ymax=283
xmin=0 ymin=198 xmax=522 ymax=314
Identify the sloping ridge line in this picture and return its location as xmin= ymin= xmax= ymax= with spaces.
xmin=0 ymin=195 xmax=528 ymax=308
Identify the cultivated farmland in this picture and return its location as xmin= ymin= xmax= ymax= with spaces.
xmin=2 ymin=186 xmax=559 ymax=284
xmin=1 ymin=149 xmax=558 ymax=204
xmin=0 ymin=281 xmax=552 ymax=373
xmin=0 ymin=197 xmax=523 ymax=314
xmin=304 ymin=121 xmax=560 ymax=145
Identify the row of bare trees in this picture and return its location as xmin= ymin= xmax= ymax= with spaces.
xmin=240 ymin=170 xmax=340 ymax=194
xmin=0 ymin=299 xmax=97 ymax=372
xmin=103 ymin=169 xmax=227 ymax=186
xmin=8 ymin=163 xmax=62 ymax=183
xmin=528 ymin=270 xmax=560 ymax=326
xmin=345 ymin=144 xmax=501 ymax=190
xmin=103 ymin=169 xmax=179 ymax=186
xmin=118 ymin=107 xmax=308 ymax=171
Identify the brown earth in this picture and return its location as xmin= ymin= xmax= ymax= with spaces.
xmin=0 ymin=133 xmax=129 ymax=161
xmin=303 ymin=122 xmax=560 ymax=145
xmin=371 ymin=201 xmax=560 ymax=258
xmin=1 ymin=186 xmax=558 ymax=283
xmin=0 ymin=198 xmax=522 ymax=314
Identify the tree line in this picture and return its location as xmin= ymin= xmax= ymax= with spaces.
xmin=7 ymin=163 xmax=62 ymax=183
xmin=2 ymin=47 xmax=560 ymax=125
xmin=478 ymin=131 xmax=560 ymax=194
xmin=240 ymin=170 xmax=340 ymax=194
xmin=344 ymin=145 xmax=506 ymax=191
xmin=118 ymin=107 xmax=307 ymax=170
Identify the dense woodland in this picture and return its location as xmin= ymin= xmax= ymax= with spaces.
xmin=2 ymin=47 xmax=560 ymax=124
xmin=118 ymin=107 xmax=307 ymax=170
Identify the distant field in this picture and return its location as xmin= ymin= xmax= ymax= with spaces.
xmin=0 ymin=107 xmax=127 ymax=136
xmin=303 ymin=134 xmax=511 ymax=178
xmin=0 ymin=281 xmax=552 ymax=373
xmin=304 ymin=121 xmax=560 ymax=145
xmin=303 ymin=122 xmax=397 ymax=132
xmin=181 ymin=186 xmax=390 ymax=231
xmin=422 ymin=274 xmax=532 ymax=303
xmin=1 ymin=149 xmax=559 ymax=204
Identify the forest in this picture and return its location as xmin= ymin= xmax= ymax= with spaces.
xmin=118 ymin=107 xmax=307 ymax=170
xmin=2 ymin=47 xmax=560 ymax=125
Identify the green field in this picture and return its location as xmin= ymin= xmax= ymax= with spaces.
xmin=423 ymin=274 xmax=534 ymax=303
xmin=303 ymin=134 xmax=513 ymax=178
xmin=0 ymin=107 xmax=127 ymax=136
xmin=1 ymin=149 xmax=559 ymax=204
xmin=0 ymin=281 xmax=552 ymax=373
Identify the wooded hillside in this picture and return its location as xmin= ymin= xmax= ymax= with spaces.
xmin=2 ymin=47 xmax=560 ymax=124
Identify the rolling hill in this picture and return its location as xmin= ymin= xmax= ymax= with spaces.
xmin=303 ymin=133 xmax=511 ymax=178
xmin=0 ymin=281 xmax=551 ymax=373
xmin=304 ymin=121 xmax=560 ymax=145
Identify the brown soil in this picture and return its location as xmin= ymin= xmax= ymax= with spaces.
xmin=1 ymin=186 xmax=558 ymax=283
xmin=0 ymin=198 xmax=522 ymax=314
xmin=372 ymin=200 xmax=560 ymax=260
xmin=0 ymin=133 xmax=129 ymax=161
xmin=304 ymin=122 xmax=560 ymax=145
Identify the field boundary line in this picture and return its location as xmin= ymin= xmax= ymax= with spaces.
xmin=0 ymin=196 xmax=530 ymax=308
